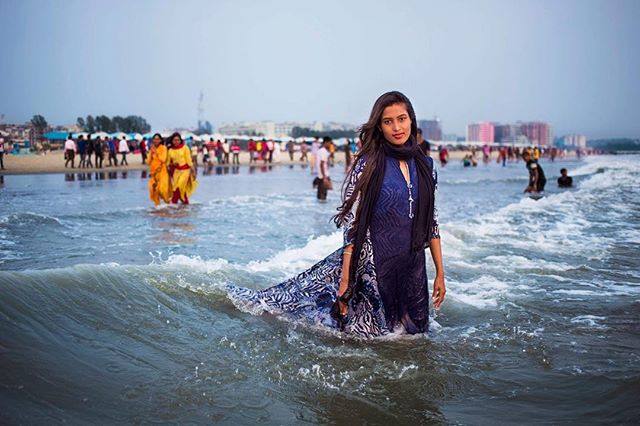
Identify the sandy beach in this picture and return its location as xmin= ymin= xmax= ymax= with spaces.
xmin=0 ymin=149 xmax=489 ymax=175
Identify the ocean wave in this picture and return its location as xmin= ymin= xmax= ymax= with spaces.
xmin=0 ymin=212 xmax=66 ymax=228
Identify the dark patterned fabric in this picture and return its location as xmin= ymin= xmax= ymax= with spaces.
xmin=226 ymin=155 xmax=439 ymax=338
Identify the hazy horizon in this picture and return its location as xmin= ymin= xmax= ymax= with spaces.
xmin=1 ymin=0 xmax=639 ymax=138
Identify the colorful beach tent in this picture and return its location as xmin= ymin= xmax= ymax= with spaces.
xmin=42 ymin=131 xmax=69 ymax=141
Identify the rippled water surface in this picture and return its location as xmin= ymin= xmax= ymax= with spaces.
xmin=1 ymin=156 xmax=639 ymax=424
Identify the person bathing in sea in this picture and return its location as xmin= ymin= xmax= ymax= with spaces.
xmin=227 ymin=91 xmax=446 ymax=337
xmin=313 ymin=138 xmax=332 ymax=201
xmin=147 ymin=133 xmax=171 ymax=206
xmin=557 ymin=168 xmax=573 ymax=188
xmin=523 ymin=150 xmax=546 ymax=194
xmin=167 ymin=132 xmax=198 ymax=205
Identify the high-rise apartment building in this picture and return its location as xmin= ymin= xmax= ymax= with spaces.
xmin=467 ymin=122 xmax=495 ymax=143
xmin=418 ymin=118 xmax=442 ymax=141
xmin=519 ymin=122 xmax=551 ymax=146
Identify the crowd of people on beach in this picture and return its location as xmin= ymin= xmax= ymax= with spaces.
xmin=56 ymin=130 xmax=577 ymax=202
xmin=59 ymin=133 xmax=359 ymax=170
xmin=63 ymin=133 xmax=139 ymax=169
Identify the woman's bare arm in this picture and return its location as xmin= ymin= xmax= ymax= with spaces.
xmin=429 ymin=237 xmax=446 ymax=309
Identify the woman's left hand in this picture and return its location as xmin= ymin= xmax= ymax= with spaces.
xmin=432 ymin=274 xmax=446 ymax=309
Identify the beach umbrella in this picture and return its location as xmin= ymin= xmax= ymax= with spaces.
xmin=110 ymin=132 xmax=128 ymax=140
xmin=131 ymin=133 xmax=143 ymax=141
xmin=92 ymin=132 xmax=110 ymax=140
xmin=72 ymin=132 xmax=89 ymax=139
xmin=142 ymin=132 xmax=155 ymax=139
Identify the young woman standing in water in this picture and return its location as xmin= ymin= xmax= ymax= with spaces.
xmin=167 ymin=133 xmax=198 ymax=205
xmin=228 ymin=91 xmax=445 ymax=337
xmin=147 ymin=133 xmax=171 ymax=206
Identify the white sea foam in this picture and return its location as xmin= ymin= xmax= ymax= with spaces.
xmin=570 ymin=315 xmax=607 ymax=329
xmin=164 ymin=254 xmax=230 ymax=273
xmin=447 ymin=275 xmax=509 ymax=309
xmin=154 ymin=155 xmax=639 ymax=323
xmin=246 ymin=232 xmax=342 ymax=275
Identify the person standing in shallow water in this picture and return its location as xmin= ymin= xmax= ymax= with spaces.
xmin=523 ymin=150 xmax=546 ymax=193
xmin=147 ymin=133 xmax=171 ymax=206
xmin=227 ymin=91 xmax=446 ymax=337
xmin=167 ymin=132 xmax=198 ymax=204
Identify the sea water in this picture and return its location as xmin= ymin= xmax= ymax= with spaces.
xmin=0 ymin=156 xmax=638 ymax=423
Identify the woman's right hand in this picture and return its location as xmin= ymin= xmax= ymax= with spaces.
xmin=337 ymin=279 xmax=349 ymax=316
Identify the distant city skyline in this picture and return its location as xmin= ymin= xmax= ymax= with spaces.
xmin=1 ymin=0 xmax=639 ymax=139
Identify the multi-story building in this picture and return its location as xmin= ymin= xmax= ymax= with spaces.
xmin=494 ymin=124 xmax=520 ymax=144
xmin=563 ymin=134 xmax=587 ymax=148
xmin=217 ymin=121 xmax=273 ymax=137
xmin=519 ymin=121 xmax=552 ymax=146
xmin=467 ymin=122 xmax=495 ymax=143
xmin=217 ymin=121 xmax=356 ymax=138
xmin=418 ymin=118 xmax=442 ymax=141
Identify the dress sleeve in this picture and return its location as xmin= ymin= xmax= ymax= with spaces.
xmin=184 ymin=146 xmax=193 ymax=167
xmin=342 ymin=157 xmax=366 ymax=246
xmin=431 ymin=160 xmax=440 ymax=240
xmin=158 ymin=146 xmax=167 ymax=164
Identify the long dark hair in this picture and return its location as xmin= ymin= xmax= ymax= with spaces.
xmin=333 ymin=91 xmax=418 ymax=228
xmin=333 ymin=91 xmax=435 ymax=301
xmin=168 ymin=132 xmax=183 ymax=148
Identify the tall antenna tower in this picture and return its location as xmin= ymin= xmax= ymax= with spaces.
xmin=197 ymin=91 xmax=204 ymax=130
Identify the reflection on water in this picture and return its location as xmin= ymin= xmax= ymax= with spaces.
xmin=61 ymin=164 xmax=315 ymax=181
xmin=202 ymin=165 xmax=242 ymax=176
xmin=148 ymin=205 xmax=199 ymax=245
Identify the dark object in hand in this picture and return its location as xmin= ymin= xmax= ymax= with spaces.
xmin=330 ymin=299 xmax=347 ymax=331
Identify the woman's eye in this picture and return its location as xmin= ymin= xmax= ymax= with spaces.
xmin=399 ymin=117 xmax=405 ymax=122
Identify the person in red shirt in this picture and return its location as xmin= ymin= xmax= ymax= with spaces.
xmin=140 ymin=139 xmax=147 ymax=165
xmin=438 ymin=145 xmax=449 ymax=167
xmin=260 ymin=139 xmax=269 ymax=164
xmin=231 ymin=141 xmax=241 ymax=165
xmin=248 ymin=139 xmax=256 ymax=164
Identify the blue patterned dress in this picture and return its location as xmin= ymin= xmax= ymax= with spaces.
xmin=226 ymin=155 xmax=439 ymax=338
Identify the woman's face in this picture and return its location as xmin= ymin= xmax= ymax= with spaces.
xmin=380 ymin=103 xmax=411 ymax=146
xmin=152 ymin=136 xmax=162 ymax=146
xmin=172 ymin=136 xmax=181 ymax=147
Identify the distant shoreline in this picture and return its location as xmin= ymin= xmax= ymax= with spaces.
xmin=0 ymin=149 xmax=580 ymax=176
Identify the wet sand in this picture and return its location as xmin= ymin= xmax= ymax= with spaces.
xmin=1 ymin=150 xmax=484 ymax=175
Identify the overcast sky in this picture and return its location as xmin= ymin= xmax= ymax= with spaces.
xmin=0 ymin=0 xmax=638 ymax=138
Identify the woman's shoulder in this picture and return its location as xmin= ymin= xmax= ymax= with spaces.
xmin=353 ymin=154 xmax=368 ymax=173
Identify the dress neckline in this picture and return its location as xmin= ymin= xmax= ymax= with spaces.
xmin=391 ymin=157 xmax=413 ymax=187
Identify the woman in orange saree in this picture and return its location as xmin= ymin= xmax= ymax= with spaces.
xmin=147 ymin=133 xmax=171 ymax=206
